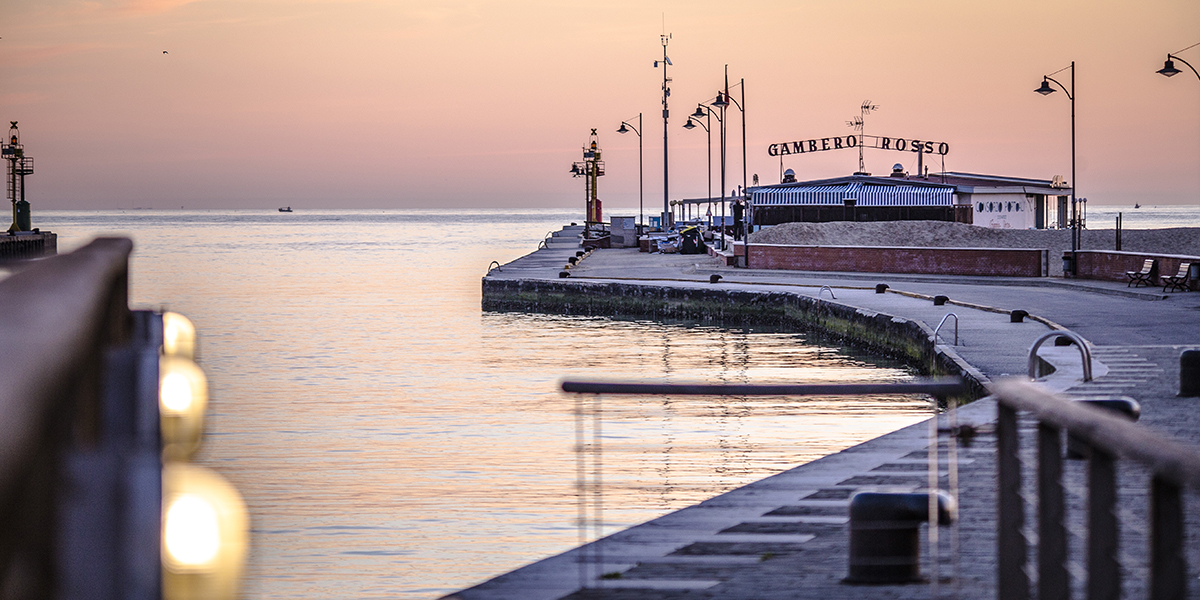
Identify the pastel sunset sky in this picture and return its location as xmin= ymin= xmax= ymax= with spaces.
xmin=2 ymin=0 xmax=1199 ymax=209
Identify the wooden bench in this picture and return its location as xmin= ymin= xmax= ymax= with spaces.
xmin=1162 ymin=262 xmax=1192 ymax=293
xmin=1126 ymin=259 xmax=1157 ymax=288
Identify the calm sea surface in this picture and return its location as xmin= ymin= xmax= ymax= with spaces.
xmin=23 ymin=206 xmax=1180 ymax=598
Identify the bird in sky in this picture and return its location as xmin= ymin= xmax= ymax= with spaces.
xmin=163 ymin=50 xmax=168 ymax=54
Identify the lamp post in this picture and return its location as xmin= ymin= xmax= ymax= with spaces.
xmin=1157 ymin=43 xmax=1200 ymax=202
xmin=1035 ymin=61 xmax=1078 ymax=277
xmin=683 ymin=109 xmax=712 ymax=228
xmin=617 ymin=113 xmax=644 ymax=231
xmin=655 ymin=34 xmax=673 ymax=229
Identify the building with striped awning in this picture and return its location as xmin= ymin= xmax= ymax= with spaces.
xmin=746 ymin=167 xmax=1071 ymax=230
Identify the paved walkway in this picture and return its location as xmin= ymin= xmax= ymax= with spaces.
xmin=453 ymin=230 xmax=1200 ymax=600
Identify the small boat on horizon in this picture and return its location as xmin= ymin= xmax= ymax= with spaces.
xmin=1134 ymin=203 xmax=1140 ymax=209
xmin=279 ymin=207 xmax=293 ymax=212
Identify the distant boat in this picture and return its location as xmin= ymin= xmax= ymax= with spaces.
xmin=1134 ymin=203 xmax=1140 ymax=209
xmin=279 ymin=207 xmax=293 ymax=212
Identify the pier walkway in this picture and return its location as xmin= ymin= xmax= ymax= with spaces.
xmin=455 ymin=231 xmax=1200 ymax=600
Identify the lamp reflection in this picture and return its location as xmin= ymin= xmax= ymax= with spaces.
xmin=160 ymin=356 xmax=208 ymax=460
xmin=162 ymin=463 xmax=249 ymax=600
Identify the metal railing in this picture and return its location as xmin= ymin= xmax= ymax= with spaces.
xmin=993 ymin=379 xmax=1200 ymax=600
xmin=934 ymin=312 xmax=959 ymax=346
xmin=1028 ymin=330 xmax=1093 ymax=383
xmin=0 ymin=238 xmax=137 ymax=598
xmin=562 ymin=377 xmax=969 ymax=589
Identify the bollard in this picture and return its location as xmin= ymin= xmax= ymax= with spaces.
xmin=1054 ymin=335 xmax=1074 ymax=346
xmin=568 ymin=257 xmax=578 ymax=265
xmin=933 ymin=295 xmax=948 ymax=306
xmin=576 ymin=250 xmax=585 ymax=257
xmin=875 ymin=284 xmax=889 ymax=294
xmin=1182 ymin=350 xmax=1200 ymax=397
xmin=1067 ymin=397 xmax=1141 ymax=459
xmin=558 ymin=271 xmax=570 ymax=278
xmin=709 ymin=274 xmax=722 ymax=284
xmin=846 ymin=491 xmax=957 ymax=584
xmin=1010 ymin=310 xmax=1029 ymax=323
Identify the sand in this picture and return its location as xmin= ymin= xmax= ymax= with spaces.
xmin=747 ymin=221 xmax=1200 ymax=277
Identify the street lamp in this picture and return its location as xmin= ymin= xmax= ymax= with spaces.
xmin=654 ymin=34 xmax=673 ymax=229
xmin=683 ymin=108 xmax=712 ymax=229
xmin=618 ymin=113 xmax=644 ymax=231
xmin=1035 ymin=61 xmax=1078 ymax=277
xmin=1157 ymin=43 xmax=1200 ymax=202
xmin=690 ymin=103 xmax=726 ymax=245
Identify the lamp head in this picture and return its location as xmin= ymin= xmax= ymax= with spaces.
xmin=1158 ymin=57 xmax=1182 ymax=77
xmin=1035 ymin=78 xmax=1056 ymax=95
xmin=691 ymin=106 xmax=706 ymax=118
xmin=712 ymin=92 xmax=729 ymax=108
xmin=617 ymin=123 xmax=629 ymax=134
xmin=683 ymin=119 xmax=696 ymax=130
xmin=570 ymin=164 xmax=579 ymax=175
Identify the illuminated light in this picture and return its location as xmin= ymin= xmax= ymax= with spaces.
xmin=160 ymin=357 xmax=208 ymax=460
xmin=165 ymin=495 xmax=220 ymax=567
xmin=162 ymin=463 xmax=249 ymax=600
xmin=162 ymin=312 xmax=197 ymax=358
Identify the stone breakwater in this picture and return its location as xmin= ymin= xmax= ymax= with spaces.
xmin=481 ymin=277 xmax=988 ymax=400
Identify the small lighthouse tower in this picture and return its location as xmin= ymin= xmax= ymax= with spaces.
xmin=2 ymin=121 xmax=35 ymax=233
xmin=569 ymin=129 xmax=604 ymax=238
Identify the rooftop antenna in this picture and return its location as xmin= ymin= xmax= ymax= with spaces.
xmin=846 ymin=100 xmax=879 ymax=175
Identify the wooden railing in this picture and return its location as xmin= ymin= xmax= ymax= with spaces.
xmin=993 ymin=379 xmax=1200 ymax=600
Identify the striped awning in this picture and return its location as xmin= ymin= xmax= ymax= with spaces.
xmin=751 ymin=182 xmax=953 ymax=207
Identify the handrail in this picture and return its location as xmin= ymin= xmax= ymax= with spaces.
xmin=818 ymin=285 xmax=836 ymax=299
xmin=1027 ymin=330 xmax=1092 ymax=382
xmin=562 ymin=378 xmax=967 ymax=397
xmin=0 ymin=238 xmax=134 ymax=594
xmin=933 ymin=312 xmax=959 ymax=346
xmin=487 ymin=260 xmax=501 ymax=273
xmin=993 ymin=378 xmax=1200 ymax=599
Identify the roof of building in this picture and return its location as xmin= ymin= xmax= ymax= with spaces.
xmin=746 ymin=171 xmax=1071 ymax=205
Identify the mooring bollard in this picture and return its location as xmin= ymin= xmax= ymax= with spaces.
xmin=1067 ymin=397 xmax=1141 ymax=459
xmin=1010 ymin=310 xmax=1029 ymax=323
xmin=1054 ymin=335 xmax=1074 ymax=346
xmin=1182 ymin=350 xmax=1200 ymax=397
xmin=576 ymin=250 xmax=585 ymax=257
xmin=709 ymin=274 xmax=722 ymax=284
xmin=846 ymin=491 xmax=957 ymax=584
xmin=933 ymin=295 xmax=949 ymax=306
xmin=875 ymin=283 xmax=889 ymax=294
xmin=558 ymin=271 xmax=570 ymax=278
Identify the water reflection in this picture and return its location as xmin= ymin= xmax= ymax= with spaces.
xmin=31 ymin=210 xmax=930 ymax=599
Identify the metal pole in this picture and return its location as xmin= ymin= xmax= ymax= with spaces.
xmin=662 ymin=37 xmax=670 ymax=229
xmin=1071 ymin=61 xmax=1078 ymax=277
xmin=706 ymin=111 xmax=712 ymax=226
xmin=638 ymin=113 xmax=643 ymax=230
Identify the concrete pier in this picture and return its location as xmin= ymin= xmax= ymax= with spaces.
xmin=0 ymin=230 xmax=57 ymax=261
xmin=453 ymin=226 xmax=1200 ymax=600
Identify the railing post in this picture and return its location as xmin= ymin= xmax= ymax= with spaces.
xmin=1150 ymin=476 xmax=1186 ymax=600
xmin=997 ymin=402 xmax=1029 ymax=600
xmin=1038 ymin=423 xmax=1069 ymax=600
xmin=1087 ymin=448 xmax=1119 ymax=600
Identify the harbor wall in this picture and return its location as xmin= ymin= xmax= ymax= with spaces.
xmin=740 ymin=243 xmax=1048 ymax=277
xmin=0 ymin=232 xmax=57 ymax=261
xmin=482 ymin=277 xmax=988 ymax=399
xmin=1074 ymin=249 xmax=1199 ymax=289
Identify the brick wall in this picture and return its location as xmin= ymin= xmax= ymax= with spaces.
xmin=1075 ymin=250 xmax=1199 ymax=289
xmin=746 ymin=244 xmax=1047 ymax=277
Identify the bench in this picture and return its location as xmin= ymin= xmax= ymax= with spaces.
xmin=1162 ymin=262 xmax=1192 ymax=293
xmin=1126 ymin=259 xmax=1157 ymax=288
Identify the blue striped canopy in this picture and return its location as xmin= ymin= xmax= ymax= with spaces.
xmin=751 ymin=182 xmax=953 ymax=207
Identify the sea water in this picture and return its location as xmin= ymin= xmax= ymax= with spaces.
xmin=20 ymin=208 xmax=1012 ymax=598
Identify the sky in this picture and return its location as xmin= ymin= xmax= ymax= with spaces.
xmin=2 ymin=0 xmax=1199 ymax=209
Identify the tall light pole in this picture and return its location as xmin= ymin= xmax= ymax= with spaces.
xmin=1157 ymin=42 xmax=1200 ymax=202
xmin=683 ymin=108 xmax=712 ymax=228
xmin=655 ymin=34 xmax=672 ymax=229
xmin=1035 ymin=61 xmax=1077 ymax=277
xmin=617 ymin=113 xmax=644 ymax=231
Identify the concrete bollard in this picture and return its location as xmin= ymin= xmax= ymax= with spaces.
xmin=1181 ymin=350 xmax=1200 ymax=397
xmin=1067 ymin=397 xmax=1141 ymax=459
xmin=1010 ymin=310 xmax=1029 ymax=323
xmin=558 ymin=271 xmax=570 ymax=278
xmin=568 ymin=257 xmax=578 ymax=265
xmin=576 ymin=250 xmax=585 ymax=257
xmin=933 ymin=295 xmax=949 ymax=306
xmin=1054 ymin=335 xmax=1074 ymax=346
xmin=875 ymin=284 xmax=889 ymax=294
xmin=709 ymin=274 xmax=722 ymax=284
xmin=846 ymin=491 xmax=957 ymax=584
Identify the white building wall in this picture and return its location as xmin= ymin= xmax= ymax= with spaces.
xmin=970 ymin=193 xmax=1036 ymax=229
